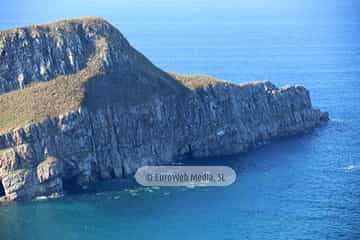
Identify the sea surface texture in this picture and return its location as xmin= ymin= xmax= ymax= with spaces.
xmin=0 ymin=0 xmax=359 ymax=239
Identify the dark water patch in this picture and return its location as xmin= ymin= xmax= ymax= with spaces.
xmin=62 ymin=176 xmax=85 ymax=194
xmin=0 ymin=180 xmax=5 ymax=197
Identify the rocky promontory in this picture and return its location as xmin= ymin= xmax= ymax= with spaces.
xmin=0 ymin=17 xmax=328 ymax=201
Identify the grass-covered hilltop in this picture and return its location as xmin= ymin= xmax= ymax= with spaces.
xmin=0 ymin=17 xmax=190 ymax=133
xmin=0 ymin=17 xmax=328 ymax=201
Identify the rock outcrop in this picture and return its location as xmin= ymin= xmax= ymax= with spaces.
xmin=0 ymin=17 xmax=328 ymax=201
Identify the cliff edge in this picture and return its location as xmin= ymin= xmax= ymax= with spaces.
xmin=0 ymin=17 xmax=328 ymax=201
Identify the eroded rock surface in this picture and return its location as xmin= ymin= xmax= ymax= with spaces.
xmin=0 ymin=17 xmax=328 ymax=201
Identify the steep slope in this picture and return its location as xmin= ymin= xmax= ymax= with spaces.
xmin=0 ymin=17 xmax=188 ymax=132
xmin=0 ymin=17 xmax=328 ymax=201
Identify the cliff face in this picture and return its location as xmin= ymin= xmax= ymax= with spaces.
xmin=0 ymin=17 xmax=328 ymax=201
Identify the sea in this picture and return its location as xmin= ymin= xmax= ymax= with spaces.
xmin=0 ymin=0 xmax=359 ymax=239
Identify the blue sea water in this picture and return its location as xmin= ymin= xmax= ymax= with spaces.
xmin=1 ymin=0 xmax=360 ymax=239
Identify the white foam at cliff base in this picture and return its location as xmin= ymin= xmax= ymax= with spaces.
xmin=34 ymin=196 xmax=48 ymax=201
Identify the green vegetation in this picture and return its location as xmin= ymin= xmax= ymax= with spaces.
xmin=169 ymin=72 xmax=225 ymax=90
xmin=0 ymin=18 xmax=232 ymax=134
xmin=0 ymin=17 xmax=109 ymax=36
xmin=0 ymin=38 xmax=106 ymax=133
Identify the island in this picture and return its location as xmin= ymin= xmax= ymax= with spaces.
xmin=0 ymin=17 xmax=328 ymax=201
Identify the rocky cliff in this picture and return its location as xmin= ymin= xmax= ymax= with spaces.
xmin=0 ymin=17 xmax=328 ymax=201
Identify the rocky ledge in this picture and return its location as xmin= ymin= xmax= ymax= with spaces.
xmin=0 ymin=17 xmax=328 ymax=201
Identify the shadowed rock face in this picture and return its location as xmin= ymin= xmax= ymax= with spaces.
xmin=0 ymin=17 xmax=328 ymax=201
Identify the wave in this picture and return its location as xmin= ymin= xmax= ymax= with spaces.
xmin=34 ymin=193 xmax=64 ymax=201
xmin=342 ymin=165 xmax=360 ymax=171
xmin=332 ymin=118 xmax=346 ymax=123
